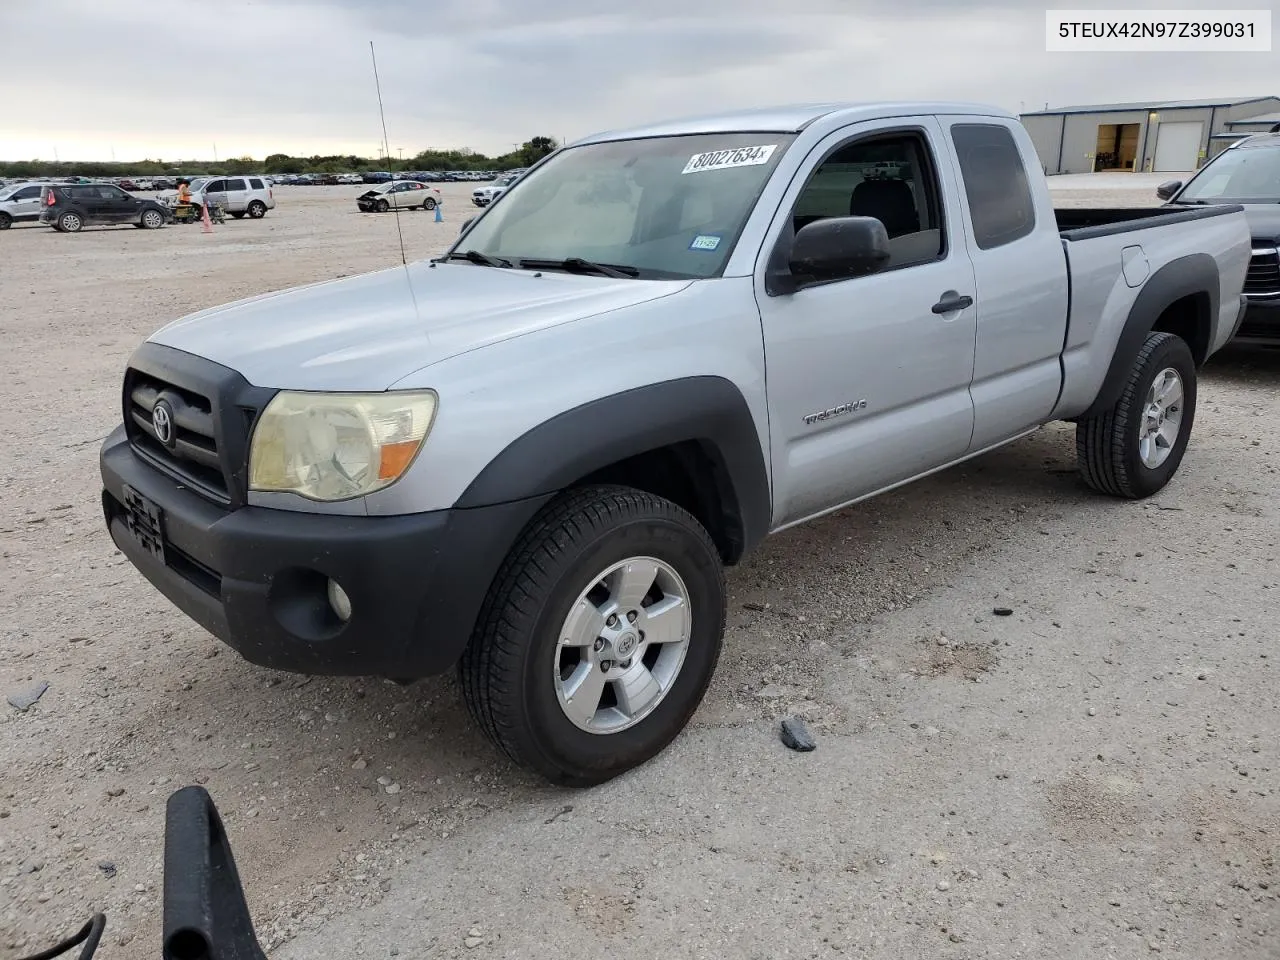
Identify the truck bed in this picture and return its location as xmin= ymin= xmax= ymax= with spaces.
xmin=1056 ymin=205 xmax=1242 ymax=241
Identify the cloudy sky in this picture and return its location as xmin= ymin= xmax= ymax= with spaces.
xmin=2 ymin=0 xmax=1276 ymax=161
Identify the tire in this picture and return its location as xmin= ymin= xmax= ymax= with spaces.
xmin=422 ymin=197 xmax=437 ymax=210
xmin=231 ymin=211 xmax=245 ymax=219
xmin=246 ymin=200 xmax=267 ymax=219
xmin=460 ymin=485 xmax=726 ymax=786
xmin=140 ymin=209 xmax=165 ymax=229
xmin=0 ymin=213 xmax=11 ymax=230
xmin=374 ymin=199 xmax=390 ymax=213
xmin=1076 ymin=331 xmax=1197 ymax=499
xmin=58 ymin=212 xmax=83 ymax=233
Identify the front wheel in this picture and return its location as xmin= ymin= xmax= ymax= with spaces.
xmin=246 ymin=200 xmax=267 ymax=219
xmin=0 ymin=212 xmax=11 ymax=230
xmin=460 ymin=486 xmax=726 ymax=786
xmin=1076 ymin=331 xmax=1197 ymax=499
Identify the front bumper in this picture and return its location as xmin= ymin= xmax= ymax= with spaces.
xmin=100 ymin=426 xmax=550 ymax=678
xmin=471 ymin=197 xmax=491 ymax=206
xmin=1236 ymin=295 xmax=1280 ymax=344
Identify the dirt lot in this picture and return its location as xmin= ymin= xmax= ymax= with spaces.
xmin=2 ymin=176 xmax=1277 ymax=960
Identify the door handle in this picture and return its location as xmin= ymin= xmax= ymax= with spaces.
xmin=932 ymin=292 xmax=974 ymax=314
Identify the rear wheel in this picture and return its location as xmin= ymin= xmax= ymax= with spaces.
xmin=422 ymin=197 xmax=437 ymax=210
xmin=1076 ymin=331 xmax=1196 ymax=499
xmin=460 ymin=486 xmax=726 ymax=786
xmin=58 ymin=212 xmax=83 ymax=233
xmin=140 ymin=209 xmax=165 ymax=229
xmin=246 ymin=200 xmax=267 ymax=219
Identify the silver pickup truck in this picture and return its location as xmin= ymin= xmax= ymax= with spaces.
xmin=100 ymin=102 xmax=1250 ymax=786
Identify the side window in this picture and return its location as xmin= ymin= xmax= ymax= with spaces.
xmin=225 ymin=178 xmax=247 ymax=191
xmin=249 ymin=178 xmax=264 ymax=190
xmin=950 ymin=123 xmax=1036 ymax=250
xmin=17 ymin=186 xmax=41 ymax=200
xmin=791 ymin=131 xmax=945 ymax=269
xmin=98 ymin=186 xmax=123 ymax=199
xmin=205 ymin=179 xmax=225 ymax=192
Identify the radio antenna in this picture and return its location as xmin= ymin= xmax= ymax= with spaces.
xmin=370 ymin=40 xmax=407 ymax=267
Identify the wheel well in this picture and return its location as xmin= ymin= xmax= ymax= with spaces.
xmin=574 ymin=441 xmax=746 ymax=565
xmin=1152 ymin=292 xmax=1211 ymax=365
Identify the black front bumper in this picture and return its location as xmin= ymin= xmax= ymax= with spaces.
xmin=101 ymin=427 xmax=550 ymax=678
xmin=1237 ymin=296 xmax=1280 ymax=343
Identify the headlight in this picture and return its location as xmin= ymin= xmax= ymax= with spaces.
xmin=248 ymin=390 xmax=438 ymax=501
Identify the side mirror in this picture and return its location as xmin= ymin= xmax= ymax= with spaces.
xmin=788 ymin=216 xmax=890 ymax=285
xmin=1156 ymin=179 xmax=1182 ymax=201
xmin=460 ymin=217 xmax=474 ymax=234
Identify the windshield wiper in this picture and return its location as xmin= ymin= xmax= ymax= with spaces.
xmin=439 ymin=249 xmax=514 ymax=268
xmin=518 ymin=257 xmax=639 ymax=279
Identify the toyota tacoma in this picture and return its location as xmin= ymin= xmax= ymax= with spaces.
xmin=100 ymin=102 xmax=1250 ymax=786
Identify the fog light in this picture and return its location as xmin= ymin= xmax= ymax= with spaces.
xmin=326 ymin=579 xmax=352 ymax=622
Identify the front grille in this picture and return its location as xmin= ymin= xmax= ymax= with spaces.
xmin=121 ymin=342 xmax=277 ymax=509
xmin=127 ymin=371 xmax=228 ymax=502
xmin=1244 ymin=244 xmax=1280 ymax=298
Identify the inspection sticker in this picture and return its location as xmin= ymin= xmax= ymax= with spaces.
xmin=689 ymin=234 xmax=722 ymax=251
xmin=682 ymin=144 xmax=777 ymax=174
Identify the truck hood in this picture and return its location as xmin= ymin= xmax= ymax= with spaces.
xmin=1238 ymin=203 xmax=1280 ymax=243
xmin=148 ymin=262 xmax=691 ymax=390
xmin=1170 ymin=200 xmax=1280 ymax=242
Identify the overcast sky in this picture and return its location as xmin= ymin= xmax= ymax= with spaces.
xmin=2 ymin=0 xmax=1276 ymax=162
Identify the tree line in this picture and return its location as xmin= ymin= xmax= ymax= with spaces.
xmin=0 ymin=137 xmax=559 ymax=180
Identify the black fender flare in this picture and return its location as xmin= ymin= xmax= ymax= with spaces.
xmin=1079 ymin=253 xmax=1218 ymax=420
xmin=454 ymin=376 xmax=773 ymax=560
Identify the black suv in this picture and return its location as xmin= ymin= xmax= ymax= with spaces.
xmin=40 ymin=182 xmax=170 ymax=233
xmin=1157 ymin=133 xmax=1280 ymax=345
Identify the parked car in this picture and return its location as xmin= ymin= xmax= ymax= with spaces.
xmin=1157 ymin=132 xmax=1280 ymax=344
xmin=336 ymin=173 xmax=363 ymax=185
xmin=40 ymin=182 xmax=169 ymax=232
xmin=158 ymin=176 xmax=276 ymax=218
xmin=471 ymin=171 xmax=521 ymax=206
xmin=99 ymin=101 xmax=1248 ymax=786
xmin=356 ymin=179 xmax=440 ymax=212
xmin=0 ymin=181 xmax=46 ymax=228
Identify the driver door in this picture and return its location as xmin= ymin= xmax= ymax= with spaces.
xmin=754 ymin=116 xmax=978 ymax=527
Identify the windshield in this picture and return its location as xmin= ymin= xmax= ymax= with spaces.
xmin=1178 ymin=143 xmax=1280 ymax=202
xmin=454 ymin=133 xmax=796 ymax=280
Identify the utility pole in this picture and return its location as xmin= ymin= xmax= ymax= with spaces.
xmin=213 ymin=142 xmax=218 ymax=161
xmin=54 ymin=145 xmax=59 ymax=162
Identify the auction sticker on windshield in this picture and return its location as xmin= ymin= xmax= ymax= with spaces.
xmin=682 ymin=145 xmax=778 ymax=174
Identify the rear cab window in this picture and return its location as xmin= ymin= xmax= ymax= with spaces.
xmin=950 ymin=123 xmax=1036 ymax=249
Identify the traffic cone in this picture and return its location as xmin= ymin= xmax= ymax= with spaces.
xmin=201 ymin=203 xmax=213 ymax=234
xmin=434 ymin=200 xmax=443 ymax=223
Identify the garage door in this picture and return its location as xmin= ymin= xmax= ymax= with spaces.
xmin=1153 ymin=121 xmax=1202 ymax=172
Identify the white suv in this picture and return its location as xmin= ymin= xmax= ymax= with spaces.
xmin=162 ymin=176 xmax=276 ymax=218
xmin=0 ymin=181 xmax=45 ymax=228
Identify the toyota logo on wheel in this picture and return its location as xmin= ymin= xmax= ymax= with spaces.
xmin=152 ymin=400 xmax=175 ymax=447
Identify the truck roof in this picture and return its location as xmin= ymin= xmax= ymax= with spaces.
xmin=573 ymin=101 xmax=1015 ymax=145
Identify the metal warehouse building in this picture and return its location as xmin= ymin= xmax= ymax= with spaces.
xmin=1020 ymin=97 xmax=1280 ymax=175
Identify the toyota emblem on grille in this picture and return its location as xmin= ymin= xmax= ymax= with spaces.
xmin=152 ymin=400 xmax=175 ymax=447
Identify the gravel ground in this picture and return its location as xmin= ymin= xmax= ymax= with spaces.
xmin=1 ymin=175 xmax=1277 ymax=960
